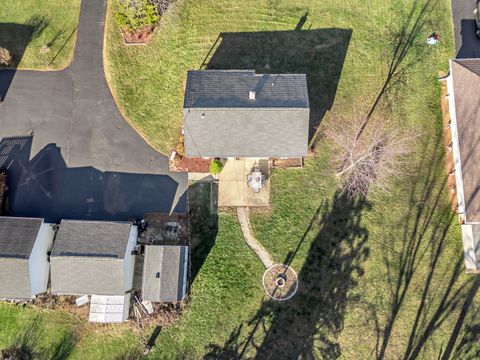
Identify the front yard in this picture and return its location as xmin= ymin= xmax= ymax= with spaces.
xmin=2 ymin=0 xmax=480 ymax=359
xmin=0 ymin=0 xmax=80 ymax=70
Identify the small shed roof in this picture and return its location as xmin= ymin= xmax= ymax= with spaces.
xmin=0 ymin=217 xmax=43 ymax=259
xmin=51 ymin=220 xmax=132 ymax=258
xmin=142 ymin=245 xmax=188 ymax=302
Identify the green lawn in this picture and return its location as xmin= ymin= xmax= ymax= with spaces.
xmin=0 ymin=0 xmax=80 ymax=70
xmin=3 ymin=0 xmax=480 ymax=358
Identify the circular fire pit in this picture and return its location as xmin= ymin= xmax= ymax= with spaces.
xmin=262 ymin=264 xmax=298 ymax=301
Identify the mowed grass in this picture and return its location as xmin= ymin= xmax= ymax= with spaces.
xmin=0 ymin=0 xmax=80 ymax=70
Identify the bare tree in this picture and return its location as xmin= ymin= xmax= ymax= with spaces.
xmin=326 ymin=111 xmax=414 ymax=198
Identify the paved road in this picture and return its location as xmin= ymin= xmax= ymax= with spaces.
xmin=452 ymin=0 xmax=480 ymax=58
xmin=0 ymin=0 xmax=187 ymax=222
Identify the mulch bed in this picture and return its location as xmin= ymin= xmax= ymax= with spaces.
xmin=171 ymin=156 xmax=211 ymax=173
xmin=122 ymin=26 xmax=156 ymax=45
xmin=263 ymin=264 xmax=298 ymax=301
xmin=439 ymin=71 xmax=458 ymax=213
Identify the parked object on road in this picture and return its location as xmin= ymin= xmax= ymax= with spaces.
xmin=475 ymin=0 xmax=480 ymax=38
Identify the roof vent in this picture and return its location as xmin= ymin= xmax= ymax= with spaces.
xmin=249 ymin=91 xmax=256 ymax=100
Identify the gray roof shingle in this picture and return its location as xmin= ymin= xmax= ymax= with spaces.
xmin=183 ymin=70 xmax=310 ymax=158
xmin=142 ymin=245 xmax=188 ymax=302
xmin=451 ymin=59 xmax=480 ymax=222
xmin=0 ymin=217 xmax=43 ymax=259
xmin=184 ymin=70 xmax=309 ymax=108
xmin=51 ymin=220 xmax=132 ymax=258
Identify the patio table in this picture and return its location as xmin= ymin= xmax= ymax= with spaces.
xmin=250 ymin=170 xmax=263 ymax=191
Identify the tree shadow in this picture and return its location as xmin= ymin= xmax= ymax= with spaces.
xmin=0 ymin=136 xmax=187 ymax=223
xmin=0 ymin=16 xmax=48 ymax=101
xmin=188 ymin=181 xmax=219 ymax=282
xmin=205 ymin=191 xmax=370 ymax=359
xmin=372 ymin=121 xmax=480 ymax=359
xmin=0 ymin=314 xmax=77 ymax=360
xmin=204 ymin=26 xmax=352 ymax=144
xmin=354 ymin=0 xmax=436 ymax=139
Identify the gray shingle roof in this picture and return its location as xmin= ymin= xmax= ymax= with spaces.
xmin=142 ymin=245 xmax=188 ymax=302
xmin=184 ymin=70 xmax=309 ymax=108
xmin=51 ymin=220 xmax=132 ymax=258
xmin=0 ymin=217 xmax=43 ymax=259
xmin=451 ymin=59 xmax=480 ymax=222
xmin=183 ymin=70 xmax=309 ymax=158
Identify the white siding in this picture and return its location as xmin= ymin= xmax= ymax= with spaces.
xmin=28 ymin=222 xmax=55 ymax=296
xmin=446 ymin=64 xmax=467 ymax=216
xmin=123 ymin=225 xmax=138 ymax=292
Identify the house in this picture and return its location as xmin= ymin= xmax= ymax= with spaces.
xmin=0 ymin=217 xmax=55 ymax=299
xmin=50 ymin=220 xmax=137 ymax=295
xmin=183 ymin=70 xmax=310 ymax=159
xmin=182 ymin=70 xmax=309 ymax=206
xmin=445 ymin=58 xmax=480 ymax=270
xmin=141 ymin=245 xmax=189 ymax=302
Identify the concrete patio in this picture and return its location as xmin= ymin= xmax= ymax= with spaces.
xmin=218 ymin=159 xmax=270 ymax=207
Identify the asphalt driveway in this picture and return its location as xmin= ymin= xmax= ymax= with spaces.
xmin=0 ymin=0 xmax=187 ymax=222
xmin=452 ymin=0 xmax=480 ymax=58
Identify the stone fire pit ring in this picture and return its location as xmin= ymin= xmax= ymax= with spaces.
xmin=262 ymin=264 xmax=298 ymax=301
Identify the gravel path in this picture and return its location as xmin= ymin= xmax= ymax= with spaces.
xmin=237 ymin=207 xmax=274 ymax=268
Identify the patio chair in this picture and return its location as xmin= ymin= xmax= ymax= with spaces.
xmin=253 ymin=186 xmax=260 ymax=193
xmin=261 ymin=175 xmax=266 ymax=185
xmin=247 ymin=174 xmax=253 ymax=186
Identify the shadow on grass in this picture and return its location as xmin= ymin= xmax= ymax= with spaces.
xmin=189 ymin=181 xmax=219 ymax=282
xmin=1 ymin=315 xmax=77 ymax=360
xmin=371 ymin=117 xmax=480 ymax=359
xmin=0 ymin=16 xmax=48 ymax=101
xmin=203 ymin=26 xmax=352 ymax=144
xmin=205 ymin=191 xmax=370 ymax=359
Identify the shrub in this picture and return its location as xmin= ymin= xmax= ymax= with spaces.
xmin=116 ymin=0 xmax=159 ymax=33
xmin=0 ymin=47 xmax=12 ymax=66
xmin=209 ymin=159 xmax=223 ymax=174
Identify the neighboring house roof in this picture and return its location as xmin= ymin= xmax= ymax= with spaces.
xmin=184 ymin=70 xmax=309 ymax=108
xmin=51 ymin=220 xmax=132 ymax=258
xmin=450 ymin=59 xmax=480 ymax=222
xmin=183 ymin=70 xmax=310 ymax=158
xmin=0 ymin=217 xmax=43 ymax=259
xmin=142 ymin=245 xmax=188 ymax=302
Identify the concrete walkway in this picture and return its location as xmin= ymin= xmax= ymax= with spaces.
xmin=0 ymin=0 xmax=187 ymax=221
xmin=237 ymin=207 xmax=274 ymax=268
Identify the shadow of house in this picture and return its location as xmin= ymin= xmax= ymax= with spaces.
xmin=0 ymin=137 xmax=186 ymax=223
xmin=457 ymin=19 xmax=480 ymax=59
xmin=205 ymin=192 xmax=370 ymax=359
xmin=205 ymin=28 xmax=352 ymax=143
xmin=188 ymin=181 xmax=218 ymax=282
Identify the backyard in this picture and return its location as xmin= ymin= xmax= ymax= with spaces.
xmin=2 ymin=0 xmax=480 ymax=359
